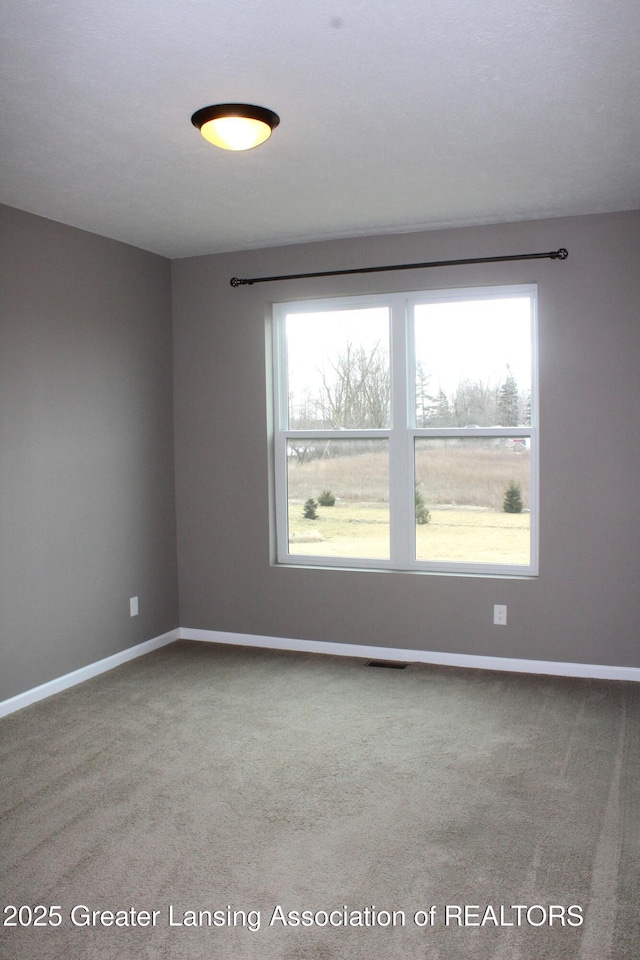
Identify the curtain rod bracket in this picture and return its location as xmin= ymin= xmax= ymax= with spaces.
xmin=230 ymin=248 xmax=568 ymax=287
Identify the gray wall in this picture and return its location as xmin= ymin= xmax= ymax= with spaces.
xmin=2 ymin=206 xmax=638 ymax=706
xmin=0 ymin=205 xmax=178 ymax=701
xmin=172 ymin=210 xmax=640 ymax=669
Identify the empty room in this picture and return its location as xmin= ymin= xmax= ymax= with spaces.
xmin=1 ymin=2 xmax=639 ymax=959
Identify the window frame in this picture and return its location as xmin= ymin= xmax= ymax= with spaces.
xmin=272 ymin=284 xmax=539 ymax=577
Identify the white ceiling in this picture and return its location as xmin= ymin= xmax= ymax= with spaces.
xmin=2 ymin=0 xmax=639 ymax=259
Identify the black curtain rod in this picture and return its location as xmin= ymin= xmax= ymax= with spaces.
xmin=230 ymin=247 xmax=568 ymax=287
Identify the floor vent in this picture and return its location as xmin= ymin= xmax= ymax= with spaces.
xmin=365 ymin=660 xmax=409 ymax=669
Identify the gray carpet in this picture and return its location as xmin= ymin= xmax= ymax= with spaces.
xmin=1 ymin=640 xmax=638 ymax=960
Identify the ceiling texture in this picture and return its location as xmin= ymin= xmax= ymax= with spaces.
xmin=2 ymin=0 xmax=639 ymax=259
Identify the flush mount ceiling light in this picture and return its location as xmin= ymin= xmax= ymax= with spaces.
xmin=191 ymin=103 xmax=280 ymax=151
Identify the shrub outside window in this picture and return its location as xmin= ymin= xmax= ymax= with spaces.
xmin=272 ymin=285 xmax=538 ymax=576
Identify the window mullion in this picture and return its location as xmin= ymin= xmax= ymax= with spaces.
xmin=273 ymin=303 xmax=290 ymax=432
xmin=274 ymin=431 xmax=290 ymax=562
xmin=389 ymin=296 xmax=412 ymax=568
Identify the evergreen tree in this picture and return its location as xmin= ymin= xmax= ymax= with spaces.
xmin=415 ymin=484 xmax=431 ymax=524
xmin=429 ymin=388 xmax=452 ymax=426
xmin=503 ymin=481 xmax=523 ymax=513
xmin=303 ymin=498 xmax=318 ymax=519
xmin=497 ymin=367 xmax=520 ymax=426
xmin=415 ymin=361 xmax=433 ymax=427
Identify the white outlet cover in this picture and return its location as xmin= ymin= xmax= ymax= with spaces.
xmin=493 ymin=604 xmax=507 ymax=625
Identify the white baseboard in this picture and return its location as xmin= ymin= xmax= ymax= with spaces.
xmin=180 ymin=627 xmax=640 ymax=683
xmin=0 ymin=629 xmax=179 ymax=719
xmin=3 ymin=626 xmax=638 ymax=719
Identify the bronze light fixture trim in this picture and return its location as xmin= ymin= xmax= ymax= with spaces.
xmin=191 ymin=103 xmax=280 ymax=151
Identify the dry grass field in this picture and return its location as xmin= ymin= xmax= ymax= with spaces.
xmin=287 ymin=443 xmax=531 ymax=564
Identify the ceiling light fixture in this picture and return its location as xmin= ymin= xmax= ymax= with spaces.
xmin=191 ymin=103 xmax=280 ymax=151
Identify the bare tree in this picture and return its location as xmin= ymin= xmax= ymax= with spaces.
xmin=316 ymin=341 xmax=390 ymax=428
xmin=289 ymin=385 xmax=323 ymax=430
xmin=450 ymin=378 xmax=498 ymax=426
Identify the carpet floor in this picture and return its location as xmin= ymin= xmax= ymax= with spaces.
xmin=1 ymin=640 xmax=638 ymax=960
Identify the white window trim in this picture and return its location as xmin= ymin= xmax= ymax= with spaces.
xmin=272 ymin=284 xmax=539 ymax=577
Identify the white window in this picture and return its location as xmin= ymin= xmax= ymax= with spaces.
xmin=272 ymin=285 xmax=538 ymax=576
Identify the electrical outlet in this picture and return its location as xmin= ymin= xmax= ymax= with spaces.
xmin=129 ymin=596 xmax=139 ymax=617
xmin=493 ymin=604 xmax=507 ymax=626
